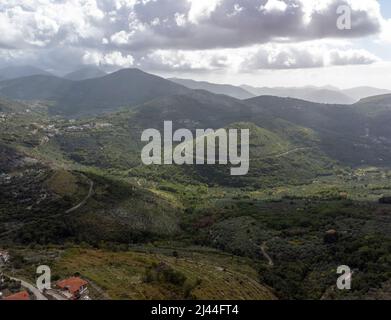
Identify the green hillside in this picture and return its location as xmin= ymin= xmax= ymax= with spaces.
xmin=2 ymin=76 xmax=391 ymax=300
xmin=169 ymin=78 xmax=255 ymax=100
xmin=246 ymin=95 xmax=391 ymax=166
xmin=0 ymin=69 xmax=190 ymax=118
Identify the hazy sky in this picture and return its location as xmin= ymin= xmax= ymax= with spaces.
xmin=0 ymin=0 xmax=390 ymax=88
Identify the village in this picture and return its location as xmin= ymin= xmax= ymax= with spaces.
xmin=0 ymin=249 xmax=91 ymax=300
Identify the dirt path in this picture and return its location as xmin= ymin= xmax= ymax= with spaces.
xmin=184 ymin=143 xmax=313 ymax=163
xmin=65 ymin=178 xmax=94 ymax=214
xmin=249 ymin=239 xmax=274 ymax=267
xmin=250 ymin=147 xmax=313 ymax=161
xmin=260 ymin=242 xmax=274 ymax=267
xmin=272 ymin=147 xmax=312 ymax=159
xmin=0 ymin=176 xmax=94 ymax=239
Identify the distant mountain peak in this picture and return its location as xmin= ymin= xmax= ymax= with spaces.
xmin=242 ymin=84 xmax=355 ymax=104
xmin=64 ymin=66 xmax=107 ymax=81
xmin=0 ymin=67 xmax=190 ymax=118
xmin=356 ymin=93 xmax=391 ymax=104
xmin=0 ymin=65 xmax=52 ymax=81
xmin=343 ymin=87 xmax=391 ymax=101
xmin=169 ymin=78 xmax=255 ymax=100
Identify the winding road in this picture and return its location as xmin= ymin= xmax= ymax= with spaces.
xmin=260 ymin=242 xmax=274 ymax=267
xmin=249 ymin=239 xmax=274 ymax=267
xmin=250 ymin=147 xmax=314 ymax=162
xmin=183 ymin=140 xmax=313 ymax=163
xmin=0 ymin=176 xmax=94 ymax=239
xmin=271 ymin=147 xmax=313 ymax=159
xmin=65 ymin=178 xmax=94 ymax=214
xmin=9 ymin=276 xmax=48 ymax=300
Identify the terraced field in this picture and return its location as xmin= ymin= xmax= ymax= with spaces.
xmin=50 ymin=248 xmax=276 ymax=300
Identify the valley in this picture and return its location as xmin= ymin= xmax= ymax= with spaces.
xmin=1 ymin=69 xmax=391 ymax=300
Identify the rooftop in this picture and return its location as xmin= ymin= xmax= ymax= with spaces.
xmin=4 ymin=290 xmax=30 ymax=301
xmin=57 ymin=277 xmax=88 ymax=295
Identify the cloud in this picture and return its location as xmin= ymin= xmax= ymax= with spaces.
xmin=0 ymin=0 xmax=387 ymax=72
xmin=83 ymin=50 xmax=135 ymax=67
xmin=188 ymin=0 xmax=222 ymax=24
xmin=242 ymin=45 xmax=379 ymax=70
xmin=0 ymin=0 xmax=384 ymax=50
xmin=242 ymin=45 xmax=325 ymax=70
xmin=141 ymin=49 xmax=238 ymax=71
xmin=0 ymin=0 xmax=106 ymax=49
xmin=327 ymin=48 xmax=379 ymax=65
xmin=260 ymin=0 xmax=289 ymax=13
xmin=103 ymin=0 xmax=383 ymax=51
xmin=140 ymin=44 xmax=379 ymax=72
xmin=380 ymin=18 xmax=391 ymax=42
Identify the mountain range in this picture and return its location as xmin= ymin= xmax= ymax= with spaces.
xmin=64 ymin=66 xmax=107 ymax=81
xmin=169 ymin=77 xmax=391 ymax=104
xmin=1 ymin=65 xmax=390 ymax=107
xmin=2 ymin=67 xmax=391 ymax=171
xmin=1 ymin=67 xmax=391 ymax=170
xmin=0 ymin=65 xmax=52 ymax=81
xmin=0 ymin=68 xmax=190 ymax=118
xmin=241 ymin=84 xmax=391 ymax=104
xmin=169 ymin=78 xmax=255 ymax=100
xmin=242 ymin=85 xmax=356 ymax=104
xmin=2 ymin=66 xmax=391 ymax=300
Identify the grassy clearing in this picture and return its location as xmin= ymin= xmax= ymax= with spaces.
xmin=44 ymin=169 xmax=79 ymax=196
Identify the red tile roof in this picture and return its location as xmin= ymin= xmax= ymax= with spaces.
xmin=57 ymin=277 xmax=88 ymax=295
xmin=4 ymin=290 xmax=30 ymax=300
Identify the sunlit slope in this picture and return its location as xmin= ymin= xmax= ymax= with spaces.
xmin=52 ymin=248 xmax=276 ymax=300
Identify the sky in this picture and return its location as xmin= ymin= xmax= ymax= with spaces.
xmin=0 ymin=0 xmax=391 ymax=89
xmin=379 ymin=0 xmax=391 ymax=18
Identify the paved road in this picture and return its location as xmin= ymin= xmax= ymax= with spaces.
xmin=10 ymin=276 xmax=48 ymax=300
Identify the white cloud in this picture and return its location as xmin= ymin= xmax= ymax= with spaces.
xmin=83 ymin=50 xmax=134 ymax=67
xmin=327 ymin=48 xmax=379 ymax=65
xmin=110 ymin=30 xmax=131 ymax=45
xmin=142 ymin=49 xmax=237 ymax=71
xmin=187 ymin=0 xmax=222 ymax=24
xmin=380 ymin=19 xmax=391 ymax=43
xmin=260 ymin=0 xmax=288 ymax=13
xmin=241 ymin=45 xmax=324 ymax=70
xmin=174 ymin=12 xmax=187 ymax=27
xmin=0 ymin=0 xmax=105 ymax=49
xmin=141 ymin=43 xmax=379 ymax=72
